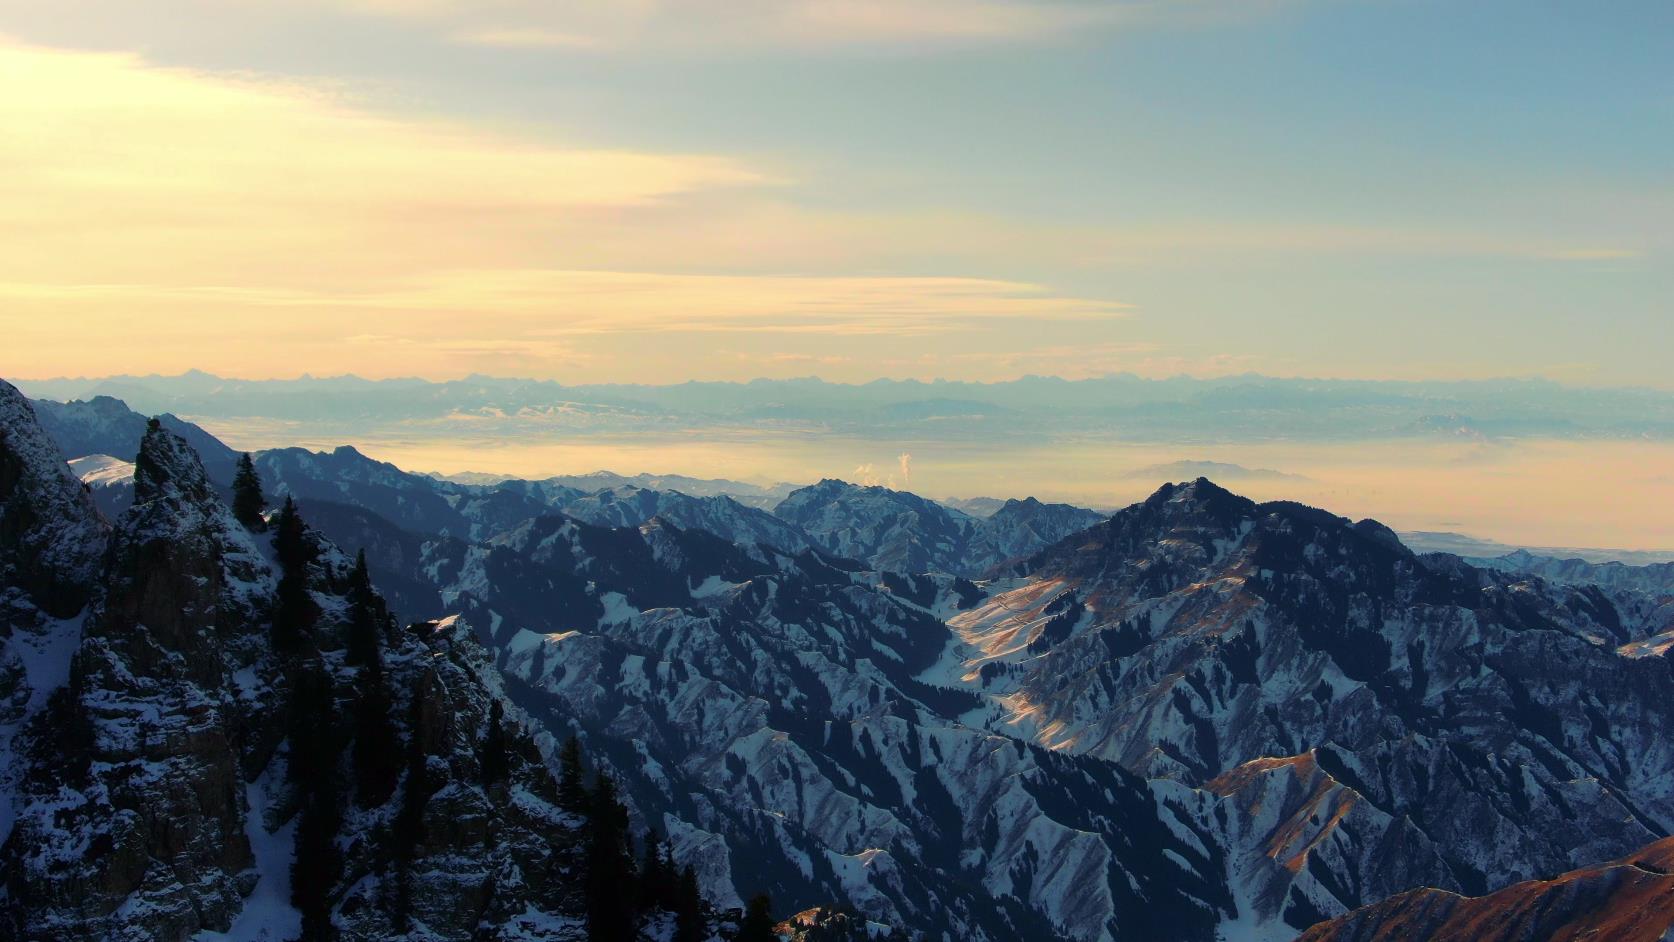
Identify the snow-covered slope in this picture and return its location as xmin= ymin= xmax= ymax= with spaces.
xmin=68 ymin=453 xmax=136 ymax=518
xmin=556 ymin=485 xmax=812 ymax=554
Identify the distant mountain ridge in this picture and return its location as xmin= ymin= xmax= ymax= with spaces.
xmin=18 ymin=370 xmax=1674 ymax=444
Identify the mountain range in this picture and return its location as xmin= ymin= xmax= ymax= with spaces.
xmin=6 ymin=382 xmax=1674 ymax=941
xmin=16 ymin=371 xmax=1674 ymax=445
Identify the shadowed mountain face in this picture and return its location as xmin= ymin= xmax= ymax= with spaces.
xmin=30 ymin=395 xmax=238 ymax=482
xmin=8 ymin=386 xmax=1674 ymax=940
xmin=948 ymin=478 xmax=1674 ymax=931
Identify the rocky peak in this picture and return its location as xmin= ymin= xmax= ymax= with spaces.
xmin=132 ymin=417 xmax=218 ymax=509
xmin=0 ymin=379 xmax=107 ymax=617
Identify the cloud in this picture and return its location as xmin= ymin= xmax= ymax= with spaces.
xmin=0 ymin=39 xmax=1141 ymax=381
xmin=341 ymin=0 xmax=1266 ymax=53
xmin=1127 ymin=459 xmax=1310 ymax=483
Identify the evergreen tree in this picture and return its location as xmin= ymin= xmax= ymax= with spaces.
xmin=639 ymin=828 xmax=675 ymax=911
xmin=736 ymin=894 xmax=777 ymax=942
xmin=340 ymin=547 xmax=400 ymax=806
xmin=288 ymin=664 xmax=343 ymax=941
xmin=344 ymin=550 xmax=380 ymax=666
xmin=672 ymin=866 xmax=707 ymax=942
xmin=231 ymin=452 xmax=266 ymax=530
xmin=273 ymin=496 xmax=318 ymax=650
xmin=351 ymin=660 xmax=400 ymax=807
xmin=585 ymin=772 xmax=637 ymax=942
xmin=558 ymin=734 xmax=587 ymax=812
xmin=392 ymin=681 xmax=434 ymax=931
xmin=479 ymin=700 xmax=509 ymax=787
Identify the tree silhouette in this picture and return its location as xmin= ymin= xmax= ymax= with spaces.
xmin=288 ymin=664 xmax=343 ymax=941
xmin=559 ymin=735 xmax=587 ymax=813
xmin=272 ymin=496 xmax=317 ymax=650
xmin=672 ymin=865 xmax=708 ymax=942
xmin=585 ymin=772 xmax=637 ymax=942
xmin=736 ymin=894 xmax=777 ymax=942
xmin=231 ymin=452 xmax=265 ymax=530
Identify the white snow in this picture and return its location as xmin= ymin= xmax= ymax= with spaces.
xmin=69 ymin=454 xmax=137 ymax=487
xmin=195 ymin=766 xmax=300 ymax=942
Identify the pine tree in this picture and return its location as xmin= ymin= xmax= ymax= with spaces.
xmin=231 ymin=452 xmax=266 ymax=530
xmin=639 ymin=828 xmax=674 ymax=911
xmin=558 ymin=734 xmax=587 ymax=813
xmin=479 ymin=700 xmax=509 ymax=787
xmin=392 ymin=681 xmax=433 ymax=931
xmin=673 ymin=865 xmax=707 ymax=942
xmin=273 ymin=496 xmax=318 ymax=650
xmin=345 ymin=550 xmax=380 ymax=666
xmin=736 ymin=894 xmax=777 ymax=942
xmin=288 ymin=664 xmax=343 ymax=941
xmin=351 ymin=661 xmax=400 ymax=807
xmin=585 ymin=772 xmax=637 ymax=942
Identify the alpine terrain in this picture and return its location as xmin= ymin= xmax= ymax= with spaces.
xmin=6 ymin=382 xmax=1674 ymax=942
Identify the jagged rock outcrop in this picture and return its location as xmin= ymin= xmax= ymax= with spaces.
xmin=0 ymin=381 xmax=108 ymax=618
xmin=1299 ymin=836 xmax=1674 ymax=942
xmin=3 ymin=419 xmax=272 ymax=939
xmin=0 ymin=379 xmax=109 ymax=848
xmin=0 ymin=409 xmax=619 ymax=941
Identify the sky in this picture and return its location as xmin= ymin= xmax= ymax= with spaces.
xmin=0 ymin=0 xmax=1669 ymax=386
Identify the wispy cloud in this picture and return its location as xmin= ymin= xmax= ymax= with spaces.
xmin=348 ymin=0 xmax=1286 ymax=53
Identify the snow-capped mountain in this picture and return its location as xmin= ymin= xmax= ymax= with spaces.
xmin=1472 ymin=548 xmax=1674 ymax=594
xmin=30 ymin=394 xmax=238 ymax=482
xmin=943 ymin=478 xmax=1674 ymax=932
xmin=67 ymin=454 xmax=136 ymax=518
xmin=773 ymin=479 xmax=1103 ymax=577
xmin=556 ymin=485 xmax=812 ymax=554
xmin=9 ymin=382 xmax=1674 ymax=940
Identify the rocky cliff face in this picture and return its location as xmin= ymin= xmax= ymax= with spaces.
xmin=0 ymin=381 xmax=108 ymax=618
xmin=0 ymin=380 xmax=109 ymax=849
xmin=0 ymin=402 xmax=610 ymax=941
xmin=4 ymin=418 xmax=278 ymax=939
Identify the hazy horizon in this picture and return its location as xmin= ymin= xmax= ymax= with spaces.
xmin=15 ymin=368 xmax=1674 ymax=555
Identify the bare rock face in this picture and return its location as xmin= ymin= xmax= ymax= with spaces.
xmin=1299 ymin=837 xmax=1674 ymax=942
xmin=0 ymin=379 xmax=106 ymax=618
xmin=0 ymin=380 xmax=110 ymax=861
xmin=333 ymin=618 xmax=589 ymax=940
xmin=4 ymin=421 xmax=270 ymax=940
xmin=0 ymin=411 xmax=599 ymax=941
